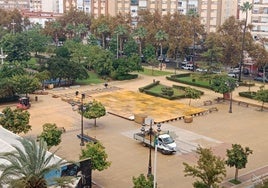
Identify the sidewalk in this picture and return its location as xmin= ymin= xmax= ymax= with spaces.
xmin=221 ymin=165 xmax=268 ymax=188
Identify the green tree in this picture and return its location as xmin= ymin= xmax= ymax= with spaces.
xmin=44 ymin=56 xmax=88 ymax=86
xmin=80 ymin=142 xmax=111 ymax=171
xmin=211 ymin=75 xmax=237 ymax=96
xmin=238 ymin=1 xmax=253 ymax=82
xmin=0 ymin=138 xmax=65 ymax=187
xmin=0 ymin=107 xmax=31 ymax=134
xmin=254 ymin=88 xmax=268 ymax=111
xmin=132 ymin=174 xmax=153 ymax=188
xmin=185 ymin=87 xmax=202 ymax=106
xmin=142 ymin=44 xmax=156 ymax=64
xmin=26 ymin=28 xmax=50 ymax=55
xmin=97 ymin=23 xmax=110 ymax=49
xmin=1 ymin=33 xmax=31 ymax=63
xmin=11 ymin=74 xmax=41 ymax=97
xmin=155 ymin=30 xmax=168 ymax=56
xmin=38 ymin=123 xmax=63 ymax=150
xmin=226 ymin=144 xmax=253 ymax=181
xmin=123 ymin=37 xmax=139 ymax=57
xmin=115 ymin=24 xmax=128 ymax=56
xmin=183 ymin=146 xmax=226 ymax=188
xmin=83 ymin=100 xmax=106 ymax=126
xmin=133 ymin=26 xmax=147 ymax=55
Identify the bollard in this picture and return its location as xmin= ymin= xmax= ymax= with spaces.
xmin=35 ymin=96 xmax=38 ymax=101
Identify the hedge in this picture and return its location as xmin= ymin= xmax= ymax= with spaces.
xmin=239 ymin=91 xmax=256 ymax=99
xmin=166 ymin=76 xmax=212 ymax=90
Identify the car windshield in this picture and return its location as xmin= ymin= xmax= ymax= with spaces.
xmin=162 ymin=136 xmax=174 ymax=144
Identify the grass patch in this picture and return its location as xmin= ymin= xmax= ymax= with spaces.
xmin=75 ymin=71 xmax=105 ymax=85
xmin=138 ymin=67 xmax=173 ymax=76
xmin=176 ymin=75 xmax=211 ymax=87
xmin=148 ymin=84 xmax=185 ymax=96
xmin=229 ymin=179 xmax=241 ymax=185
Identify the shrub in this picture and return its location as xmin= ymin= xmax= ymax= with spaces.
xmin=161 ymin=87 xmax=174 ymax=96
xmin=239 ymin=91 xmax=256 ymax=99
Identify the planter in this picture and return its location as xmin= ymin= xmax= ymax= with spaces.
xmin=184 ymin=116 xmax=193 ymax=123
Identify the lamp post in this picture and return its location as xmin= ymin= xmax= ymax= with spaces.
xmin=72 ymin=91 xmax=86 ymax=146
xmin=141 ymin=120 xmax=154 ymax=177
xmin=153 ymin=123 xmax=161 ymax=188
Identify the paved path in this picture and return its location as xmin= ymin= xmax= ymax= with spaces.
xmin=2 ymin=71 xmax=267 ymax=188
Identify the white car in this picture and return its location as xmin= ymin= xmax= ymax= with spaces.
xmin=227 ymin=72 xmax=237 ymax=78
xmin=182 ymin=64 xmax=194 ymax=70
xmin=196 ymin=68 xmax=207 ymax=73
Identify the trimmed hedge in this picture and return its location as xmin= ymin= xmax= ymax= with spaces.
xmin=0 ymin=95 xmax=20 ymax=103
xmin=173 ymin=85 xmax=204 ymax=95
xmin=139 ymin=82 xmax=204 ymax=100
xmin=116 ymin=74 xmax=138 ymax=80
xmin=139 ymin=81 xmax=160 ymax=92
xmin=166 ymin=75 xmax=212 ymax=89
xmin=239 ymin=91 xmax=256 ymax=99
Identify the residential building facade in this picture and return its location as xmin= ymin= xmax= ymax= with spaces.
xmin=198 ymin=0 xmax=238 ymax=33
xmin=239 ymin=0 xmax=268 ymax=39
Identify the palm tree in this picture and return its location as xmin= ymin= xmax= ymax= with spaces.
xmin=155 ymin=30 xmax=168 ymax=70
xmin=133 ymin=26 xmax=147 ymax=55
xmin=97 ymin=23 xmax=110 ymax=49
xmin=239 ymin=1 xmax=253 ymax=82
xmin=0 ymin=138 xmax=65 ymax=188
xmin=115 ymin=25 xmax=128 ymax=57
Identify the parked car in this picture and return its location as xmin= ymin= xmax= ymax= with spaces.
xmin=164 ymin=57 xmax=170 ymax=63
xmin=182 ymin=64 xmax=194 ymax=70
xmin=227 ymin=72 xmax=238 ymax=78
xmin=196 ymin=68 xmax=207 ymax=73
xmin=158 ymin=55 xmax=164 ymax=61
xmin=254 ymin=76 xmax=268 ymax=83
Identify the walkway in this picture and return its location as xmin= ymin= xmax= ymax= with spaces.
xmin=18 ymin=71 xmax=268 ymax=188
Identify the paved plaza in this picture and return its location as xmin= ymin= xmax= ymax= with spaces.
xmin=1 ymin=73 xmax=268 ymax=188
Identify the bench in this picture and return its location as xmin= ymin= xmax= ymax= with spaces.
xmin=209 ymin=107 xmax=218 ymax=113
xmin=77 ymin=134 xmax=98 ymax=144
xmin=238 ymin=101 xmax=249 ymax=107
xmin=203 ymin=100 xmax=213 ymax=106
xmin=215 ymin=97 xmax=225 ymax=103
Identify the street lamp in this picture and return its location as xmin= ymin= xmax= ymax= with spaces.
xmin=153 ymin=123 xmax=161 ymax=188
xmin=141 ymin=120 xmax=154 ymax=177
xmin=72 ymin=91 xmax=86 ymax=146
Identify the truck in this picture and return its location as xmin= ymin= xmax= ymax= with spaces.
xmin=133 ymin=131 xmax=177 ymax=155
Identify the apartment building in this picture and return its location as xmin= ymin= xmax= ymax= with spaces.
xmin=198 ymin=0 xmax=238 ymax=33
xmin=0 ymin=0 xmax=29 ymax=10
xmin=239 ymin=0 xmax=268 ymax=39
xmin=77 ymin=0 xmax=91 ymax=13
xmin=178 ymin=0 xmax=198 ymax=14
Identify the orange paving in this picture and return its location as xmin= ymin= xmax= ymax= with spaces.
xmin=94 ymin=90 xmax=207 ymax=123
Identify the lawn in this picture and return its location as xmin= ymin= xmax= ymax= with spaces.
xmin=178 ymin=75 xmax=211 ymax=87
xmin=148 ymin=84 xmax=186 ymax=96
xmin=75 ymin=71 xmax=105 ymax=85
xmin=138 ymin=67 xmax=173 ymax=76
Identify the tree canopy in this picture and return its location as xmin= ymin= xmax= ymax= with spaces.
xmin=0 ymin=138 xmax=65 ymax=187
xmin=226 ymin=144 xmax=253 ymax=181
xmin=80 ymin=142 xmax=111 ymax=171
xmin=83 ymin=100 xmax=106 ymax=126
xmin=183 ymin=146 xmax=226 ymax=188
xmin=0 ymin=107 xmax=31 ymax=134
